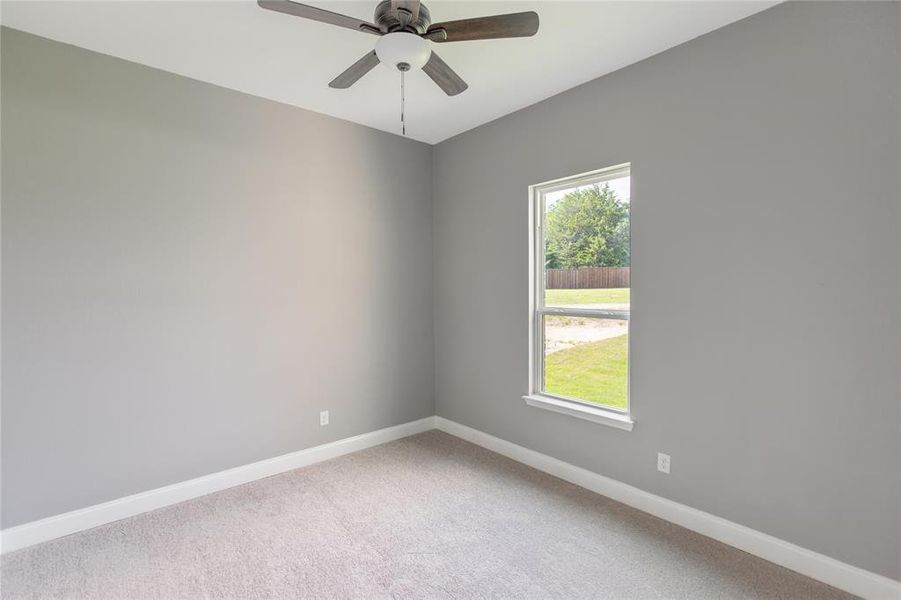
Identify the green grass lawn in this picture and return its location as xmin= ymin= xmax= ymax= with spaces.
xmin=544 ymin=334 xmax=628 ymax=410
xmin=545 ymin=288 xmax=630 ymax=306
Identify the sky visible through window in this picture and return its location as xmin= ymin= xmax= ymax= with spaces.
xmin=545 ymin=176 xmax=631 ymax=210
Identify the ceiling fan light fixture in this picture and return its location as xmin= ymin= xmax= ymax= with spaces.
xmin=375 ymin=32 xmax=431 ymax=71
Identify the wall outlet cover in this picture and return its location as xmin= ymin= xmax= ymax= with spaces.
xmin=657 ymin=452 xmax=671 ymax=474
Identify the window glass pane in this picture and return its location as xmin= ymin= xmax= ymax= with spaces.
xmin=543 ymin=175 xmax=630 ymax=310
xmin=542 ymin=315 xmax=628 ymax=410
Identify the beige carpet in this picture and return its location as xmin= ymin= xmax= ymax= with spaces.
xmin=1 ymin=431 xmax=855 ymax=599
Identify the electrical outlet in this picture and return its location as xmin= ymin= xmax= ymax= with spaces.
xmin=320 ymin=410 xmax=329 ymax=426
xmin=657 ymin=452 xmax=671 ymax=474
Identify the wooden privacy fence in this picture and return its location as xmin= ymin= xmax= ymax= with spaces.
xmin=546 ymin=267 xmax=630 ymax=289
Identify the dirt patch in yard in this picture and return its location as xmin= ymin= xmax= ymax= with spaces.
xmin=545 ymin=317 xmax=627 ymax=354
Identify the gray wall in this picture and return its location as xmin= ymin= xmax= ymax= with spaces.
xmin=433 ymin=1 xmax=901 ymax=580
xmin=1 ymin=28 xmax=434 ymax=528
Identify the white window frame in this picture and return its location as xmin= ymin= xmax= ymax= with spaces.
xmin=523 ymin=164 xmax=634 ymax=431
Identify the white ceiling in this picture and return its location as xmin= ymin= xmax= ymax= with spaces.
xmin=1 ymin=0 xmax=777 ymax=144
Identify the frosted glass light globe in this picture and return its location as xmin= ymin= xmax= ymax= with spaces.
xmin=375 ymin=32 xmax=431 ymax=71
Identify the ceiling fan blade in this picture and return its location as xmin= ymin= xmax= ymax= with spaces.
xmin=427 ymin=11 xmax=539 ymax=42
xmin=328 ymin=51 xmax=381 ymax=89
xmin=422 ymin=52 xmax=468 ymax=96
xmin=258 ymin=0 xmax=381 ymax=35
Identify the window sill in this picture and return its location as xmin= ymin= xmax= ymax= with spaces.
xmin=522 ymin=394 xmax=634 ymax=431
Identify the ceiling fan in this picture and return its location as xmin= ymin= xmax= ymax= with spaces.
xmin=257 ymin=0 xmax=540 ymax=96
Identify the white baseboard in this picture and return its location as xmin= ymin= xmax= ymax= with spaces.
xmin=435 ymin=416 xmax=900 ymax=600
xmin=0 ymin=416 xmax=436 ymax=554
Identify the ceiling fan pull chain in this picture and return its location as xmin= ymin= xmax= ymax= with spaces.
xmin=400 ymin=68 xmax=406 ymax=136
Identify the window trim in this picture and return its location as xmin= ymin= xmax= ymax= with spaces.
xmin=524 ymin=164 xmax=634 ymax=431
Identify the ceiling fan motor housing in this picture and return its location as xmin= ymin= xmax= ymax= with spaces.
xmin=374 ymin=0 xmax=431 ymax=34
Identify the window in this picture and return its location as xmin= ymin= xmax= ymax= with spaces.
xmin=525 ymin=164 xmax=633 ymax=430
